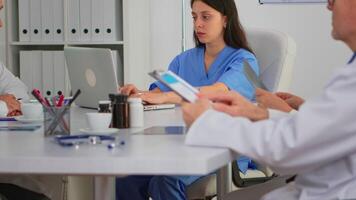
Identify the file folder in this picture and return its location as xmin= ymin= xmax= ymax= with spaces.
xmin=20 ymin=51 xmax=33 ymax=91
xmin=41 ymin=0 xmax=54 ymax=41
xmin=103 ymin=0 xmax=119 ymax=41
xmin=30 ymin=0 xmax=42 ymax=41
xmin=18 ymin=0 xmax=30 ymax=42
xmin=68 ymin=0 xmax=80 ymax=41
xmin=91 ymin=0 xmax=104 ymax=41
xmin=79 ymin=0 xmax=92 ymax=41
xmin=53 ymin=0 xmax=64 ymax=41
xmin=32 ymin=51 xmax=43 ymax=93
xmin=53 ymin=51 xmax=66 ymax=95
xmin=42 ymin=51 xmax=54 ymax=95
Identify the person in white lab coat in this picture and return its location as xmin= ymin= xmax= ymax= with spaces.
xmin=182 ymin=0 xmax=356 ymax=199
xmin=0 ymin=1 xmax=63 ymax=199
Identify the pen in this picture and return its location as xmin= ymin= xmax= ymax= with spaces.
xmin=0 ymin=117 xmax=17 ymax=121
xmin=57 ymin=95 xmax=64 ymax=107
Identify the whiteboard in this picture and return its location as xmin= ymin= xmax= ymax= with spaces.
xmin=259 ymin=0 xmax=326 ymax=3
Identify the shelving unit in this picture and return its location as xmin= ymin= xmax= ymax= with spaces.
xmin=5 ymin=0 xmax=151 ymax=90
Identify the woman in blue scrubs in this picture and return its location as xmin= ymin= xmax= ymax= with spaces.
xmin=117 ymin=0 xmax=259 ymax=199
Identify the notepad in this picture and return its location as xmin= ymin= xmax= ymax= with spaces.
xmin=0 ymin=125 xmax=42 ymax=131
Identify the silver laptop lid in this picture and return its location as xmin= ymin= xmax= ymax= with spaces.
xmin=64 ymin=47 xmax=118 ymax=109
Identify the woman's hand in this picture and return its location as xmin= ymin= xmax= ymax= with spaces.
xmin=256 ymin=88 xmax=293 ymax=113
xmin=119 ymin=84 xmax=141 ymax=96
xmin=203 ymin=91 xmax=269 ymax=121
xmin=182 ymin=99 xmax=211 ymax=127
xmin=275 ymin=92 xmax=305 ymax=110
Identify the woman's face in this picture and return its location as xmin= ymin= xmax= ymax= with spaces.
xmin=192 ymin=1 xmax=226 ymax=46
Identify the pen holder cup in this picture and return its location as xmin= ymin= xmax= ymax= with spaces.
xmin=44 ymin=107 xmax=70 ymax=137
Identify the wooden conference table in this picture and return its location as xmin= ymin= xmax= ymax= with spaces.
xmin=0 ymin=106 xmax=234 ymax=200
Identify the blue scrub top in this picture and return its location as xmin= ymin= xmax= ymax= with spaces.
xmin=149 ymin=46 xmax=259 ymax=100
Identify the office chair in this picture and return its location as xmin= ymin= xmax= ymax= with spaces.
xmin=186 ymin=27 xmax=297 ymax=200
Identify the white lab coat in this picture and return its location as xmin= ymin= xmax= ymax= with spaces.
xmin=185 ymin=58 xmax=356 ymax=200
xmin=0 ymin=62 xmax=63 ymax=199
xmin=0 ymin=62 xmax=29 ymax=116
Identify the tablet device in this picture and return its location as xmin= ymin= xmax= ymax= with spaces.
xmin=149 ymin=70 xmax=199 ymax=102
xmin=243 ymin=61 xmax=268 ymax=90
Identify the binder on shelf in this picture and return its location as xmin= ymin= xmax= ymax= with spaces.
xmin=67 ymin=0 xmax=80 ymax=41
xmin=41 ymin=0 xmax=54 ymax=41
xmin=20 ymin=51 xmax=33 ymax=90
xmin=65 ymin=62 xmax=71 ymax=96
xmin=79 ymin=0 xmax=92 ymax=41
xmin=53 ymin=51 xmax=67 ymax=96
xmin=18 ymin=0 xmax=31 ymax=42
xmin=42 ymin=51 xmax=54 ymax=95
xmin=91 ymin=0 xmax=104 ymax=41
xmin=32 ymin=51 xmax=43 ymax=93
xmin=53 ymin=0 xmax=64 ymax=41
xmin=30 ymin=0 xmax=42 ymax=41
xmin=103 ymin=0 xmax=119 ymax=41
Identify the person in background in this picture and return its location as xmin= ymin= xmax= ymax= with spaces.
xmin=0 ymin=1 xmax=63 ymax=199
xmin=183 ymin=0 xmax=356 ymax=199
xmin=117 ymin=0 xmax=259 ymax=199
xmin=0 ymin=0 xmax=28 ymax=117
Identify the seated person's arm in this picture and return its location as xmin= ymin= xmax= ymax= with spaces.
xmin=135 ymin=82 xmax=229 ymax=105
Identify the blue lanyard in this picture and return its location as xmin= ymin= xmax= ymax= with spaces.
xmin=348 ymin=53 xmax=356 ymax=64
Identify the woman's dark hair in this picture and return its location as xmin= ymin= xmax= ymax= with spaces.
xmin=191 ymin=0 xmax=253 ymax=53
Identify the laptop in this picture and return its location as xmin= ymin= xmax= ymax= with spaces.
xmin=64 ymin=47 xmax=175 ymax=111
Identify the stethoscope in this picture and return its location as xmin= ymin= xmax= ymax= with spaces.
xmin=54 ymin=134 xmax=125 ymax=149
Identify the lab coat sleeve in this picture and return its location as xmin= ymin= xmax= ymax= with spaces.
xmin=186 ymin=65 xmax=356 ymax=175
xmin=0 ymin=62 xmax=29 ymax=100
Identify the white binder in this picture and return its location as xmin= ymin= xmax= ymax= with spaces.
xmin=18 ymin=0 xmax=31 ymax=42
xmin=30 ymin=0 xmax=42 ymax=42
xmin=20 ymin=51 xmax=33 ymax=91
xmin=53 ymin=0 xmax=64 ymax=41
xmin=53 ymin=51 xmax=66 ymax=95
xmin=32 ymin=51 xmax=43 ymax=93
xmin=91 ymin=0 xmax=104 ymax=41
xmin=42 ymin=51 xmax=54 ymax=95
xmin=103 ymin=0 xmax=118 ymax=41
xmin=41 ymin=0 xmax=54 ymax=41
xmin=79 ymin=0 xmax=92 ymax=41
xmin=67 ymin=0 xmax=80 ymax=41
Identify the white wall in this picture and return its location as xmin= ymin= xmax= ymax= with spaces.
xmin=148 ymin=0 xmax=183 ymax=86
xmin=234 ymin=1 xmax=350 ymax=98
xmin=151 ymin=0 xmax=351 ymax=99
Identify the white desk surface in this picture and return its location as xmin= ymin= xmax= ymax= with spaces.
xmin=0 ymin=107 xmax=233 ymax=176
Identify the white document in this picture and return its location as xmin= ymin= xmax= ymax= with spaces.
xmin=18 ymin=0 xmax=30 ymax=42
xmin=103 ymin=0 xmax=120 ymax=41
xmin=30 ymin=0 xmax=42 ymax=42
xmin=53 ymin=51 xmax=66 ymax=96
xmin=42 ymin=51 xmax=54 ymax=95
xmin=31 ymin=51 xmax=43 ymax=93
xmin=79 ymin=0 xmax=92 ymax=41
xmin=53 ymin=0 xmax=64 ymax=41
xmin=91 ymin=0 xmax=104 ymax=41
xmin=67 ymin=0 xmax=80 ymax=41
xmin=20 ymin=51 xmax=33 ymax=91
xmin=41 ymin=0 xmax=54 ymax=41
